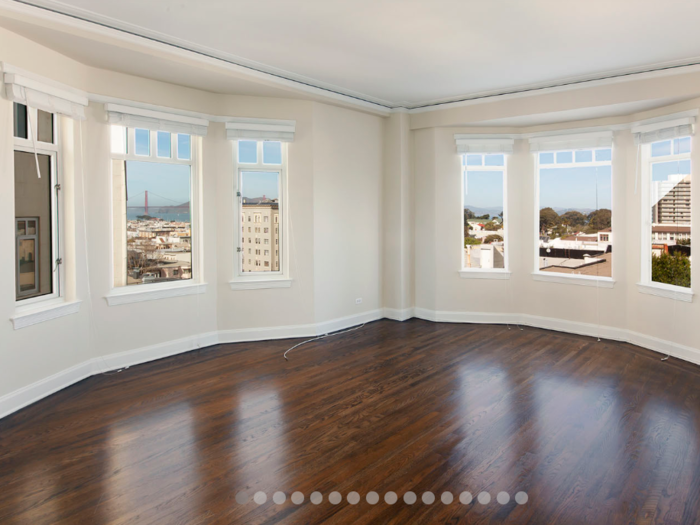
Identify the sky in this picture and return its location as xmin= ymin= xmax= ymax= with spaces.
xmin=126 ymin=161 xmax=191 ymax=206
xmin=241 ymin=171 xmax=280 ymax=199
xmin=464 ymin=171 xmax=503 ymax=209
xmin=539 ymin=166 xmax=612 ymax=210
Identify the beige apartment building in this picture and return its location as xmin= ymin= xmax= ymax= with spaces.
xmin=241 ymin=200 xmax=280 ymax=272
xmin=652 ymin=174 xmax=691 ymax=225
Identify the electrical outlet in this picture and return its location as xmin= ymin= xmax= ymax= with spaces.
xmin=355 ymin=298 xmax=363 ymax=304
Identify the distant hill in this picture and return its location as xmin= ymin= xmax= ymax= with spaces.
xmin=464 ymin=205 xmax=503 ymax=218
xmin=550 ymin=207 xmax=597 ymax=215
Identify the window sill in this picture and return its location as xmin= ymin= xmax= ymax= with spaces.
xmin=637 ymin=282 xmax=693 ymax=303
xmin=459 ymin=270 xmax=511 ymax=280
xmin=105 ymin=282 xmax=207 ymax=306
xmin=532 ymin=272 xmax=615 ymax=288
xmin=11 ymin=299 xmax=82 ymax=330
xmin=229 ymin=278 xmax=292 ymax=290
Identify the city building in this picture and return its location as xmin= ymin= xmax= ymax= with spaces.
xmin=241 ymin=198 xmax=280 ymax=272
xmin=652 ymin=174 xmax=691 ymax=225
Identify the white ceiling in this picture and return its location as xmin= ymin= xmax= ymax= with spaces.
xmin=8 ymin=0 xmax=700 ymax=109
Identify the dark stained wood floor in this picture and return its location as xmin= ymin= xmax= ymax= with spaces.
xmin=2 ymin=319 xmax=700 ymax=524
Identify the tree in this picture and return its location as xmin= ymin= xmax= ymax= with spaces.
xmin=464 ymin=208 xmax=476 ymax=221
xmin=677 ymin=238 xmax=691 ymax=246
xmin=465 ymin=237 xmax=482 ymax=246
xmin=483 ymin=221 xmax=501 ymax=231
xmin=551 ymin=224 xmax=569 ymax=239
xmin=483 ymin=234 xmax=504 ymax=244
xmin=651 ymin=252 xmax=691 ymax=288
xmin=586 ymin=209 xmax=612 ymax=233
xmin=539 ymin=207 xmax=560 ymax=233
xmin=477 ymin=214 xmax=491 ymax=220
xmin=561 ymin=210 xmax=587 ymax=228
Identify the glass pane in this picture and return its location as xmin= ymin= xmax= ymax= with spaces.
xmin=18 ymin=239 xmax=37 ymax=293
xmin=263 ymin=141 xmax=282 ymax=164
xmin=13 ymin=103 xmax=28 ymax=139
xmin=463 ymin=170 xmax=505 ymax=269
xmin=575 ymin=150 xmax=593 ymax=163
xmin=674 ymin=137 xmax=691 ymax=155
xmin=111 ymin=126 xmax=127 ymax=154
xmin=595 ymin=149 xmax=612 ymax=162
xmin=466 ymin=154 xmax=482 ymax=166
xmin=539 ymin=152 xmax=554 ymax=164
xmin=538 ymin=163 xmax=613 ymax=278
xmin=240 ymin=171 xmax=281 ymax=273
xmin=177 ymin=134 xmax=191 ymax=160
xmin=37 ymin=110 xmax=54 ymax=143
xmin=157 ymin=131 xmax=171 ymax=158
xmin=556 ymin=151 xmax=573 ymax=164
xmin=651 ymin=140 xmax=672 ymax=157
xmin=123 ymin=161 xmax=192 ymax=286
xmin=17 ymin=221 xmax=26 ymax=235
xmin=14 ymin=151 xmax=52 ymax=300
xmin=27 ymin=220 xmax=37 ymax=235
xmin=650 ymin=152 xmax=691 ymax=288
xmin=135 ymin=129 xmax=150 ymax=156
xmin=484 ymin=154 xmax=504 ymax=166
xmin=238 ymin=140 xmax=257 ymax=163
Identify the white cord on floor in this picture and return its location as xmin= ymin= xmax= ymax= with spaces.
xmin=283 ymin=323 xmax=366 ymax=360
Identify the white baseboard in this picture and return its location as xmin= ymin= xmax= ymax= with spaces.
xmin=2 ymin=307 xmax=699 ymax=421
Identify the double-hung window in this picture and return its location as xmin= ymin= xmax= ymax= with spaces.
xmin=234 ymin=140 xmax=285 ymax=275
xmin=110 ymin=126 xmax=197 ymax=287
xmin=532 ymin=133 xmax=614 ymax=283
xmin=461 ymin=153 xmax=509 ymax=274
xmin=638 ymin=130 xmax=693 ymax=296
xmin=13 ymin=103 xmax=61 ymax=303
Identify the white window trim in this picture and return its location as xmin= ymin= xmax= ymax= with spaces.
xmin=638 ymin=139 xmax=693 ymax=297
xmin=534 ymin=147 xmax=614 ymax=284
xmin=106 ymin=127 xmax=203 ymax=305
xmin=11 ymin=299 xmax=81 ymax=330
xmin=460 ymin=153 xmax=509 ymax=275
xmin=230 ymin=140 xmax=290 ymax=288
xmin=13 ymin=105 xmax=64 ymax=311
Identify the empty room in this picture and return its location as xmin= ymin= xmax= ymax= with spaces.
xmin=2 ymin=1 xmax=700 ymax=523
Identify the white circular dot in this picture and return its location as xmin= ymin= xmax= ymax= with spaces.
xmin=478 ymin=492 xmax=491 ymax=504
xmin=291 ymin=491 xmax=304 ymax=505
xmin=347 ymin=491 xmax=360 ymax=505
xmin=441 ymin=492 xmax=453 ymax=504
xmin=253 ymin=491 xmax=267 ymax=505
xmin=310 ymin=491 xmax=323 ymax=505
xmin=329 ymin=491 xmax=342 ymax=505
xmin=235 ymin=491 xmax=249 ymax=504
xmin=403 ymin=491 xmax=417 ymax=504
xmin=366 ymin=491 xmax=379 ymax=505
xmin=422 ymin=492 xmax=435 ymax=504
xmin=272 ymin=492 xmax=286 ymax=504
xmin=497 ymin=491 xmax=510 ymax=504
xmin=384 ymin=491 xmax=398 ymax=504
xmin=515 ymin=491 xmax=528 ymax=505
xmin=459 ymin=491 xmax=472 ymax=504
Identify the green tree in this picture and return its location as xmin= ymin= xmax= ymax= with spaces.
xmin=651 ymin=252 xmax=691 ymax=288
xmin=677 ymin=238 xmax=691 ymax=246
xmin=465 ymin=237 xmax=482 ymax=246
xmin=464 ymin=208 xmax=476 ymax=221
xmin=483 ymin=234 xmax=504 ymax=244
xmin=539 ymin=207 xmax=560 ymax=233
xmin=483 ymin=221 xmax=501 ymax=231
xmin=551 ymin=224 xmax=569 ymax=239
xmin=561 ymin=210 xmax=587 ymax=228
xmin=585 ymin=209 xmax=612 ymax=233
xmin=477 ymin=214 xmax=491 ymax=220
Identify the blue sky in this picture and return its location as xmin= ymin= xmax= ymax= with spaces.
xmin=539 ymin=166 xmax=612 ymax=210
xmin=464 ymin=171 xmax=503 ymax=209
xmin=126 ymin=161 xmax=191 ymax=206
xmin=241 ymin=171 xmax=279 ymax=199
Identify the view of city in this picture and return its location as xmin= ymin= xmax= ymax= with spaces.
xmin=240 ymin=171 xmax=281 ymax=272
xmin=648 ymin=137 xmax=692 ymax=288
xmin=462 ymin=154 xmax=506 ymax=269
xmin=121 ymin=160 xmax=192 ymax=285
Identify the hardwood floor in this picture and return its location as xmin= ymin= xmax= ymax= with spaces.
xmin=2 ymin=319 xmax=700 ymax=524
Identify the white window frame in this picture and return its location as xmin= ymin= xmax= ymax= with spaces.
xmin=105 ymin=127 xmax=206 ymax=305
xmin=638 ymin=137 xmax=693 ymax=301
xmin=533 ymin=147 xmax=615 ymax=288
xmin=231 ymin=140 xmax=291 ymax=290
xmin=13 ymin=104 xmax=63 ymax=307
xmin=460 ymin=153 xmax=510 ymax=279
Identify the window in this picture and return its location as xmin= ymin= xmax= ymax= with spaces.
xmin=13 ymin=103 xmax=61 ymax=303
xmin=461 ymin=153 xmax=507 ymax=271
xmin=111 ymin=126 xmax=196 ymax=287
xmin=235 ymin=140 xmax=284 ymax=275
xmin=642 ymin=137 xmax=691 ymax=289
xmin=536 ymin=147 xmax=613 ymax=279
